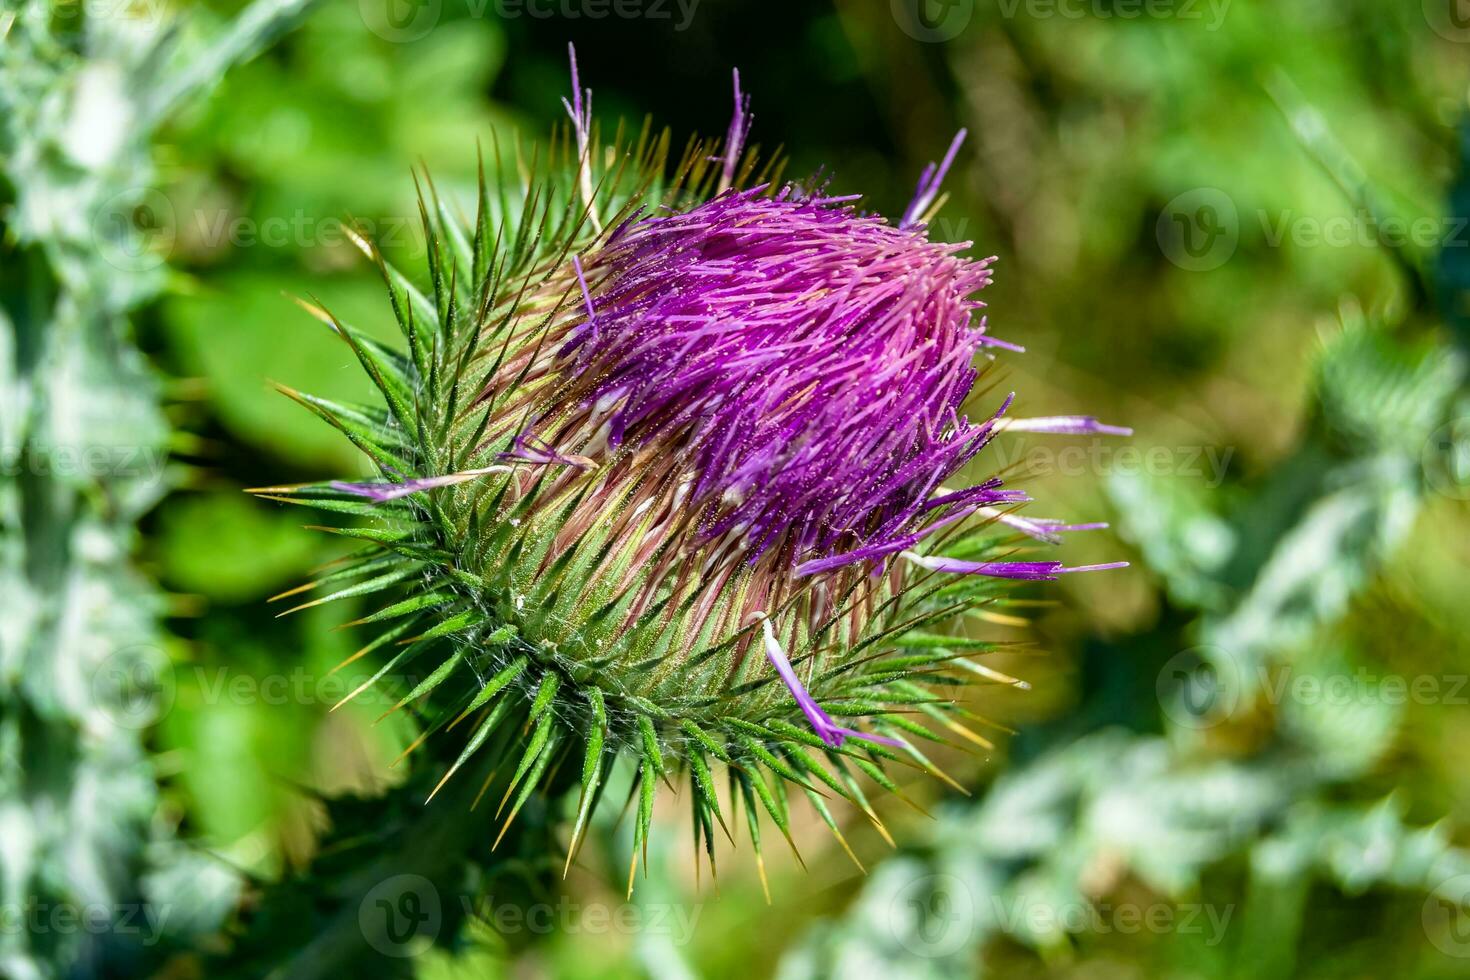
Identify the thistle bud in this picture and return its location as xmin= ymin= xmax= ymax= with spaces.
xmin=254 ymin=48 xmax=1126 ymax=890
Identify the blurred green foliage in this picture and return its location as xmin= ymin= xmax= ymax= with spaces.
xmin=0 ymin=2 xmax=312 ymax=977
xmin=4 ymin=0 xmax=1470 ymax=977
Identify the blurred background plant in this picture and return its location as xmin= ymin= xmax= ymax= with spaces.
xmin=0 ymin=2 xmax=312 ymax=977
xmin=2 ymin=0 xmax=1469 ymax=977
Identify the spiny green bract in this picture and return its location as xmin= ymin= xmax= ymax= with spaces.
xmin=254 ymin=115 xmax=1033 ymax=895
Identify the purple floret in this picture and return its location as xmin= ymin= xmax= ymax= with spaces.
xmin=542 ymin=186 xmax=1005 ymax=577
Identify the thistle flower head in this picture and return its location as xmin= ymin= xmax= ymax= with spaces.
xmin=257 ymin=48 xmax=1127 ymax=890
xmin=543 ymin=187 xmax=1000 ymax=568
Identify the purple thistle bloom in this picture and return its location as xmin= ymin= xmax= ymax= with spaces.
xmin=493 ymin=178 xmax=1126 ymax=743
xmin=257 ymin=47 xmax=1149 ymax=879
xmin=533 ymin=187 xmax=1004 ymax=573
xmin=328 ymin=51 xmax=1129 ymax=749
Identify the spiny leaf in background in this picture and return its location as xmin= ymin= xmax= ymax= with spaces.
xmin=252 ymin=44 xmax=1128 ymax=913
xmin=777 ymin=63 xmax=1470 ymax=980
xmin=1439 ymin=119 xmax=1470 ymax=350
xmin=781 ymin=732 xmax=1470 ymax=980
xmin=0 ymin=2 xmax=315 ymax=978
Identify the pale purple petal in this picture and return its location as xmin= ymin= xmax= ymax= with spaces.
xmin=719 ymin=68 xmax=752 ymax=191
xmin=331 ymin=466 xmax=511 ymax=502
xmin=1000 ymin=416 xmax=1133 ymax=436
xmin=562 ymin=42 xmax=591 ymax=144
xmin=985 ymin=510 xmax=1109 ymax=542
xmin=1057 ymin=561 xmax=1130 ymax=574
xmin=976 ymin=334 xmax=1025 ymax=353
xmin=761 ymin=617 xmax=903 ymax=748
xmin=571 ymin=254 xmax=599 ymax=348
xmin=901 ymin=129 xmax=967 ymax=229
xmin=499 ymin=433 xmax=593 ymax=469
xmin=900 ymin=551 xmax=1128 ymax=580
